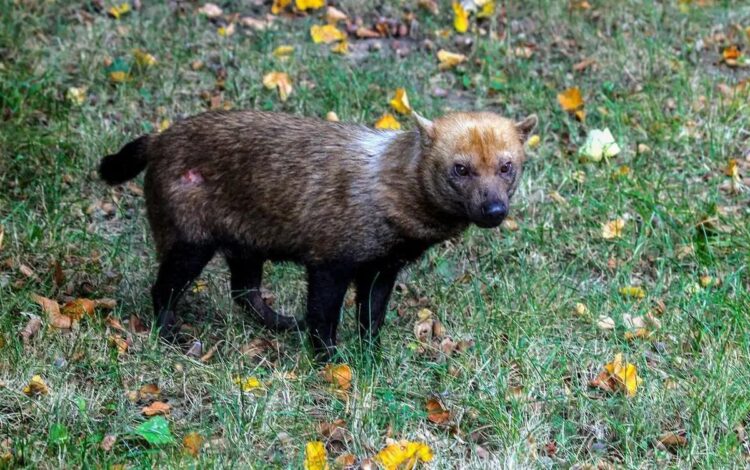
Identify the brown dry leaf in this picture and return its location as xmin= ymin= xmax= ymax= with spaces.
xmin=183 ymin=432 xmax=204 ymax=457
xmin=142 ymin=401 xmax=170 ymax=416
xmin=355 ymin=27 xmax=381 ymax=39
xmin=19 ymin=315 xmax=42 ymax=344
xmin=108 ymin=335 xmax=129 ymax=355
xmin=573 ymin=57 xmax=596 ymax=72
xmin=325 ymin=6 xmax=347 ymax=24
xmin=0 ymin=225 xmax=4 ymax=251
xmin=262 ymin=72 xmax=293 ymax=102
xmin=414 ymin=315 xmax=433 ymax=342
xmin=241 ymin=337 xmax=280 ymax=359
xmin=30 ymin=293 xmax=71 ymax=329
xmin=334 ymin=453 xmax=357 ymax=468
xmin=22 ymin=375 xmax=49 ymax=396
xmin=139 ymin=383 xmax=161 ymax=400
xmin=722 ymin=45 xmax=742 ymax=66
xmin=658 ymin=431 xmax=687 ymax=448
xmin=418 ymin=0 xmax=439 ymax=14
xmin=100 ymin=434 xmax=117 ymax=452
xmin=321 ymin=364 xmax=352 ymax=390
xmin=557 ymin=87 xmax=584 ymax=112
xmin=318 ymin=419 xmax=349 ymax=443
xmin=61 ymin=299 xmax=96 ymax=321
xmin=601 ymin=218 xmax=625 ymax=239
xmin=94 ymin=298 xmax=117 ymax=310
xmin=129 ymin=314 xmax=148 ymax=334
xmin=549 ymin=191 xmax=568 ymax=205
xmin=200 ymin=343 xmax=220 ymax=362
xmin=425 ymin=398 xmax=450 ymax=424
xmin=105 ymin=315 xmax=126 ymax=333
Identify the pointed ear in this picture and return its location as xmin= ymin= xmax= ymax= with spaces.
xmin=515 ymin=114 xmax=538 ymax=143
xmin=413 ymin=111 xmax=436 ymax=142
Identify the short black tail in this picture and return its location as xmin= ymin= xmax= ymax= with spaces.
xmin=99 ymin=135 xmax=150 ymax=185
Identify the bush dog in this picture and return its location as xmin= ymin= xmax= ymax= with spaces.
xmin=100 ymin=110 xmax=537 ymax=360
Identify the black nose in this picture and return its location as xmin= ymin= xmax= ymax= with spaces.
xmin=481 ymin=201 xmax=507 ymax=221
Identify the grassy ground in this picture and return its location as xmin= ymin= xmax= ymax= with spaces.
xmin=1 ymin=0 xmax=749 ymax=468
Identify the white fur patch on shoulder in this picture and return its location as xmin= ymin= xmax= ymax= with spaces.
xmin=357 ymin=130 xmax=398 ymax=158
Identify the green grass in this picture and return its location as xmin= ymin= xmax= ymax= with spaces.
xmin=1 ymin=0 xmax=749 ymax=468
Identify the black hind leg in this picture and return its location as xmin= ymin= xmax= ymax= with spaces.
xmin=152 ymin=241 xmax=216 ymax=339
xmin=225 ymin=249 xmax=300 ymax=331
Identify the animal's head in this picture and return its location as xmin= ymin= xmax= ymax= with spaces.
xmin=415 ymin=111 xmax=537 ymax=228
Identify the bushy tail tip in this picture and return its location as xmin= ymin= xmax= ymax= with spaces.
xmin=99 ymin=135 xmax=149 ymax=185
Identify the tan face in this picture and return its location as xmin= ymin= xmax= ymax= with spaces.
xmin=417 ymin=112 xmax=537 ymax=228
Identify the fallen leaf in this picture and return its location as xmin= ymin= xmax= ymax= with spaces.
xmin=108 ymin=3 xmax=131 ymax=19
xmin=134 ymin=416 xmax=175 ymax=445
xmin=574 ymin=302 xmax=588 ymax=316
xmin=597 ymin=315 xmax=615 ymax=330
xmin=30 ymin=293 xmax=71 ymax=329
xmin=199 ymin=343 xmax=220 ymax=362
xmin=19 ymin=315 xmax=42 ymax=344
xmin=310 ymin=24 xmax=346 ymax=44
xmin=240 ymin=337 xmax=280 ymax=359
xmin=722 ymin=45 xmax=742 ymax=66
xmin=573 ymin=57 xmax=596 ymax=72
xmin=271 ymin=0 xmax=292 ymax=15
xmin=197 ymin=3 xmax=223 ymax=18
xmin=142 ymin=401 xmax=170 ymax=416
xmin=477 ymin=0 xmax=495 ymax=18
xmin=389 ymin=88 xmax=412 ymax=115
xmin=601 ymin=218 xmax=625 ymax=239
xmin=321 ymin=364 xmax=352 ymax=390
xmin=418 ymin=0 xmax=440 ymax=15
xmin=273 ymin=45 xmax=295 ymax=57
xmin=22 ymin=375 xmax=49 ymax=396
xmin=374 ymin=113 xmax=401 ymax=130
xmin=334 ymin=453 xmax=357 ymax=468
xmin=548 ymin=190 xmax=567 ymax=205
xmin=557 ymin=87 xmax=584 ymax=112
xmin=526 ymin=134 xmax=541 ymax=148
xmin=296 ymin=0 xmax=324 ymax=11
xmin=619 ymin=286 xmax=646 ymax=299
xmin=100 ymin=434 xmax=116 ymax=452
xmin=66 ymin=86 xmax=87 ymax=105
xmin=183 ymin=432 xmax=203 ymax=457
xmin=590 ymin=353 xmax=642 ymax=397
xmin=61 ymin=299 xmax=96 ymax=321
xmin=658 ymin=431 xmax=687 ymax=448
xmin=452 ymin=2 xmax=469 ymax=33
xmin=139 ymin=383 xmax=161 ymax=401
xmin=108 ymin=335 xmax=129 ymax=355
xmin=134 ymin=49 xmax=157 ymax=67
xmin=326 ymin=111 xmax=339 ymax=122
xmin=318 ymin=419 xmax=349 ymax=443
xmin=331 ymin=40 xmax=349 ymax=54
xmin=325 ymin=6 xmax=347 ymax=24
xmin=624 ymin=328 xmax=651 ymax=341
xmin=234 ymin=376 xmax=262 ymax=392
xmin=304 ymin=441 xmax=329 ymax=470
xmin=217 ymin=23 xmax=235 ymax=37
xmin=158 ymin=119 xmax=171 ymax=132
xmin=437 ymin=49 xmax=467 ymax=70
xmin=580 ymin=128 xmax=621 ymax=161
xmin=94 ymin=298 xmax=117 ymax=310
xmin=262 ymin=71 xmax=293 ymax=102
xmin=375 ymin=440 xmax=433 ymax=470
xmin=426 ymin=398 xmax=450 ymax=424
xmin=109 ymin=70 xmax=129 ymax=83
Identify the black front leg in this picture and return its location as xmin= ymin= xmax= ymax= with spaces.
xmin=306 ymin=264 xmax=354 ymax=361
xmin=355 ymin=263 xmax=402 ymax=345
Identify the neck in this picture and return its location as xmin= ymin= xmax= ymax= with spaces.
xmin=374 ymin=130 xmax=467 ymax=241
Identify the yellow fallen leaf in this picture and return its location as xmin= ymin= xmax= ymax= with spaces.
xmin=271 ymin=0 xmax=292 ymax=14
xmin=273 ymin=45 xmax=295 ymax=57
xmin=437 ymin=49 xmax=467 ymax=70
xmin=134 ymin=49 xmax=157 ymax=67
xmin=217 ymin=23 xmax=235 ymax=37
xmin=601 ymin=218 xmax=625 ymax=239
xmin=304 ymin=441 xmax=329 ymax=470
xmin=321 ymin=364 xmax=352 ymax=390
xmin=574 ymin=302 xmax=588 ymax=316
xmin=310 ymin=24 xmax=346 ymax=44
xmin=158 ymin=118 xmax=171 ymax=132
xmin=374 ymin=113 xmax=401 ymax=130
xmin=699 ymin=275 xmax=716 ymax=288
xmin=604 ymin=353 xmax=642 ymax=397
xmin=296 ymin=0 xmax=324 ymax=11
xmin=452 ymin=2 xmax=469 ymax=33
xmin=375 ymin=440 xmax=433 ymax=470
xmin=183 ymin=432 xmax=203 ymax=457
xmin=109 ymin=70 xmax=129 ymax=83
xmin=477 ymin=0 xmax=495 ymax=18
xmin=331 ymin=40 xmax=349 ymax=54
xmin=389 ymin=88 xmax=412 ymax=115
xmin=725 ymin=158 xmax=739 ymax=178
xmin=234 ymin=376 xmax=262 ymax=392
xmin=619 ymin=286 xmax=645 ymax=299
xmin=557 ymin=87 xmax=584 ymax=112
xmin=624 ymin=328 xmax=650 ymax=341
xmin=142 ymin=401 xmax=170 ymax=416
xmin=262 ymin=71 xmax=293 ymax=102
xmin=22 ymin=375 xmax=49 ymax=396
xmin=66 ymin=86 xmax=87 ymax=105
xmin=108 ymin=335 xmax=129 ymax=355
xmin=108 ymin=3 xmax=131 ymax=19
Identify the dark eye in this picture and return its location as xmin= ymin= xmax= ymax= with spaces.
xmin=500 ymin=162 xmax=512 ymax=174
xmin=453 ymin=164 xmax=469 ymax=177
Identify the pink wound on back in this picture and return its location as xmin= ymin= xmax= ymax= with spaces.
xmin=181 ymin=169 xmax=204 ymax=185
